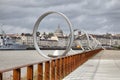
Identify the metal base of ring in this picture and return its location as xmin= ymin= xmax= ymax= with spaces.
xmin=33 ymin=11 xmax=74 ymax=59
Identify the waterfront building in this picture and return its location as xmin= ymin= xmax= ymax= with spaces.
xmin=1 ymin=26 xmax=119 ymax=49
xmin=19 ymin=32 xmax=120 ymax=49
xmin=21 ymin=33 xmax=33 ymax=47
xmin=20 ymin=33 xmax=58 ymax=48
xmin=93 ymin=33 xmax=120 ymax=47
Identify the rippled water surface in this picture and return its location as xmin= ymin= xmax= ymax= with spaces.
xmin=0 ymin=50 xmax=82 ymax=70
xmin=0 ymin=50 xmax=82 ymax=79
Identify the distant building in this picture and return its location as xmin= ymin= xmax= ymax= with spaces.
xmin=20 ymin=33 xmax=58 ymax=48
xmin=1 ymin=25 xmax=119 ymax=49
xmin=54 ymin=25 xmax=64 ymax=37
xmin=21 ymin=33 xmax=33 ymax=47
xmin=93 ymin=33 xmax=120 ymax=47
xmin=54 ymin=25 xmax=72 ymax=47
xmin=19 ymin=32 xmax=120 ymax=48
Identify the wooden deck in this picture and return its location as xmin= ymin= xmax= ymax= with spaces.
xmin=63 ymin=50 xmax=120 ymax=80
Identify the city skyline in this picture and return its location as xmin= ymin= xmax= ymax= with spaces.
xmin=0 ymin=0 xmax=120 ymax=34
xmin=0 ymin=24 xmax=120 ymax=36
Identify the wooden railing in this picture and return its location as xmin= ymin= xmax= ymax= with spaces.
xmin=0 ymin=48 xmax=103 ymax=80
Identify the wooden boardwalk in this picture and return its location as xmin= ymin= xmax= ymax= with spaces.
xmin=0 ymin=49 xmax=102 ymax=80
xmin=63 ymin=50 xmax=120 ymax=80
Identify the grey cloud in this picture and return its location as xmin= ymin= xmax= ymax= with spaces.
xmin=0 ymin=0 xmax=120 ymax=34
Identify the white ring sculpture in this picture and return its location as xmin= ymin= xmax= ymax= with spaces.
xmin=81 ymin=30 xmax=93 ymax=50
xmin=74 ymin=29 xmax=92 ymax=50
xmin=33 ymin=11 xmax=74 ymax=58
xmin=73 ymin=29 xmax=85 ymax=51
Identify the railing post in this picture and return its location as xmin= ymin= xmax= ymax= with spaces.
xmin=50 ymin=60 xmax=55 ymax=80
xmin=56 ymin=59 xmax=60 ymax=80
xmin=27 ymin=65 xmax=33 ymax=80
xmin=63 ymin=57 xmax=66 ymax=78
xmin=13 ymin=68 xmax=21 ymax=80
xmin=61 ymin=58 xmax=64 ymax=78
xmin=66 ymin=57 xmax=69 ymax=75
xmin=59 ymin=58 xmax=62 ymax=79
xmin=75 ymin=55 xmax=77 ymax=69
xmin=82 ymin=53 xmax=85 ymax=63
xmin=71 ymin=56 xmax=73 ymax=71
xmin=75 ymin=55 xmax=78 ymax=68
xmin=68 ymin=56 xmax=72 ymax=74
xmin=77 ymin=54 xmax=80 ymax=67
xmin=44 ymin=61 xmax=50 ymax=80
xmin=79 ymin=54 xmax=81 ymax=66
xmin=38 ymin=63 xmax=43 ymax=80
xmin=73 ymin=55 xmax=76 ymax=70
xmin=70 ymin=56 xmax=73 ymax=72
xmin=65 ymin=57 xmax=67 ymax=76
xmin=67 ymin=56 xmax=70 ymax=74
xmin=0 ymin=73 xmax=2 ymax=80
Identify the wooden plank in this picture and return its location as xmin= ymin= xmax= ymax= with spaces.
xmin=0 ymin=73 xmax=2 ymax=80
xmin=56 ymin=59 xmax=60 ymax=80
xmin=68 ymin=56 xmax=71 ymax=74
xmin=13 ymin=69 xmax=21 ymax=80
xmin=44 ymin=61 xmax=50 ymax=80
xmin=50 ymin=60 xmax=55 ymax=80
xmin=65 ymin=57 xmax=68 ymax=75
xmin=71 ymin=56 xmax=74 ymax=71
xmin=61 ymin=58 xmax=64 ymax=78
xmin=27 ymin=65 xmax=33 ymax=80
xmin=63 ymin=57 xmax=66 ymax=78
xmin=59 ymin=58 xmax=62 ymax=79
xmin=38 ymin=63 xmax=43 ymax=80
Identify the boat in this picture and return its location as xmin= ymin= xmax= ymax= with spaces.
xmin=0 ymin=35 xmax=28 ymax=50
xmin=0 ymin=44 xmax=28 ymax=50
xmin=0 ymin=26 xmax=28 ymax=50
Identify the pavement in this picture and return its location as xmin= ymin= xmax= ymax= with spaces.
xmin=63 ymin=50 xmax=120 ymax=80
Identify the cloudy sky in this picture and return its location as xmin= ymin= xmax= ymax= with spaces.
xmin=0 ymin=0 xmax=120 ymax=34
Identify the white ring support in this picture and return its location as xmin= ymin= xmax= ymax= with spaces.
xmin=33 ymin=11 xmax=74 ymax=58
xmin=79 ymin=30 xmax=91 ymax=50
xmin=73 ymin=29 xmax=85 ymax=51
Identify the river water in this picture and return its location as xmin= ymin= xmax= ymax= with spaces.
xmin=0 ymin=50 xmax=82 ymax=79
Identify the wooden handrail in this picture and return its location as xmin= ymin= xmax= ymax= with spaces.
xmin=0 ymin=48 xmax=103 ymax=80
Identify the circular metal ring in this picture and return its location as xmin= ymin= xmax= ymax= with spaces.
xmin=77 ymin=30 xmax=91 ymax=51
xmin=33 ymin=11 xmax=74 ymax=58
